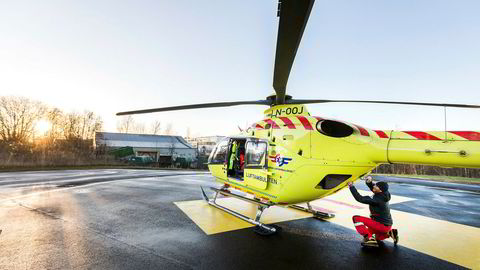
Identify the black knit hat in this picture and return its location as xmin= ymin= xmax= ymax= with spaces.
xmin=376 ymin=182 xmax=389 ymax=192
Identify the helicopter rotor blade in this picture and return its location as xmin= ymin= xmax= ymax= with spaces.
xmin=287 ymin=99 xmax=480 ymax=109
xmin=273 ymin=0 xmax=315 ymax=105
xmin=116 ymin=100 xmax=271 ymax=116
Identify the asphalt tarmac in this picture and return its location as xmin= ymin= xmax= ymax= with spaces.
xmin=0 ymin=169 xmax=478 ymax=270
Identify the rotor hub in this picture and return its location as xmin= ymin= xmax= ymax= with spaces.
xmin=266 ymin=94 xmax=292 ymax=106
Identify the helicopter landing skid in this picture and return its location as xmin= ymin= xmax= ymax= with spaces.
xmin=289 ymin=202 xmax=335 ymax=219
xmin=200 ymin=186 xmax=279 ymax=236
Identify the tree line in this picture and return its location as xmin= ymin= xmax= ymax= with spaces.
xmin=0 ymin=96 xmax=102 ymax=143
xmin=0 ymin=96 xmax=105 ymax=167
xmin=0 ymin=96 xmax=182 ymax=168
xmin=1 ymin=95 xmax=479 ymax=177
xmin=116 ymin=115 xmax=177 ymax=135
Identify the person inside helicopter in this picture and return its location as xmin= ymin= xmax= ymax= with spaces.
xmin=227 ymin=141 xmax=238 ymax=177
xmin=227 ymin=140 xmax=246 ymax=180
xmin=237 ymin=145 xmax=245 ymax=178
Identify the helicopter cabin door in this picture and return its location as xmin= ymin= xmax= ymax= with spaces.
xmin=207 ymin=138 xmax=229 ymax=181
xmin=244 ymin=139 xmax=269 ymax=190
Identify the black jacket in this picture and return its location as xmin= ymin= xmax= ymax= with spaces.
xmin=349 ymin=182 xmax=393 ymax=226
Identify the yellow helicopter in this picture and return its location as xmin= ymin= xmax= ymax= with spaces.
xmin=118 ymin=0 xmax=480 ymax=235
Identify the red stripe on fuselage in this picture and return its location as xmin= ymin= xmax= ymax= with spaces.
xmin=279 ymin=117 xmax=296 ymax=129
xmin=404 ymin=131 xmax=441 ymax=140
xmin=353 ymin=125 xmax=369 ymax=136
xmin=264 ymin=119 xmax=280 ymax=129
xmin=297 ymin=116 xmax=313 ymax=130
xmin=374 ymin=130 xmax=389 ymax=138
xmin=449 ymin=131 xmax=480 ymax=141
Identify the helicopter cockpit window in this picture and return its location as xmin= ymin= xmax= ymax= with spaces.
xmin=209 ymin=139 xmax=229 ymax=164
xmin=245 ymin=141 xmax=267 ymax=168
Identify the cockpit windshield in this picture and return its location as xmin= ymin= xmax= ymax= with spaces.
xmin=208 ymin=138 xmax=229 ymax=164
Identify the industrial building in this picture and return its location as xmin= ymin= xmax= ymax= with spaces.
xmin=186 ymin=135 xmax=225 ymax=156
xmin=95 ymin=132 xmax=196 ymax=166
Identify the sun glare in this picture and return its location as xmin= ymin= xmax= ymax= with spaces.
xmin=35 ymin=119 xmax=51 ymax=136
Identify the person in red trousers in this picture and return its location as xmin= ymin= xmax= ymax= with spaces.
xmin=348 ymin=176 xmax=399 ymax=247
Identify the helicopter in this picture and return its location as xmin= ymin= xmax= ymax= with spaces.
xmin=118 ymin=0 xmax=480 ymax=235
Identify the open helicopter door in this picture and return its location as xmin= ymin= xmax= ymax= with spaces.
xmin=244 ymin=139 xmax=269 ymax=190
xmin=207 ymin=138 xmax=229 ymax=181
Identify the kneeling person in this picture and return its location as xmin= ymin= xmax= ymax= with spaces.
xmin=347 ymin=176 xmax=399 ymax=247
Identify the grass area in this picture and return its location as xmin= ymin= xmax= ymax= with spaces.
xmin=372 ymin=173 xmax=480 ymax=185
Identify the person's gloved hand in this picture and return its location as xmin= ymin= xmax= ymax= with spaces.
xmin=365 ymin=176 xmax=373 ymax=183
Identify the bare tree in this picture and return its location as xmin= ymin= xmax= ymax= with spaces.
xmin=133 ymin=122 xmax=145 ymax=134
xmin=0 ymin=96 xmax=47 ymax=143
xmin=117 ymin=116 xmax=147 ymax=134
xmin=63 ymin=112 xmax=81 ymax=139
xmin=151 ymin=120 xmax=161 ymax=135
xmin=79 ymin=111 xmax=103 ymax=139
xmin=62 ymin=111 xmax=103 ymax=140
xmin=117 ymin=115 xmax=134 ymax=133
xmin=46 ymin=107 xmax=64 ymax=142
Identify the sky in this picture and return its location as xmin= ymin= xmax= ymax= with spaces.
xmin=1 ymin=0 xmax=479 ymax=137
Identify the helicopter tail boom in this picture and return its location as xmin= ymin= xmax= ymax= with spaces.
xmin=382 ymin=131 xmax=480 ymax=168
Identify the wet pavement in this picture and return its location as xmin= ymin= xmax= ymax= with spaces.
xmin=0 ymin=169 xmax=478 ymax=269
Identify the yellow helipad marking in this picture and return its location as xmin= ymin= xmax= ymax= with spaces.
xmin=174 ymin=198 xmax=311 ymax=234
xmin=175 ymin=189 xmax=480 ymax=269
xmin=311 ymin=190 xmax=480 ymax=269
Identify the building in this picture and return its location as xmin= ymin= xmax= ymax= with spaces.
xmin=95 ymin=132 xmax=196 ymax=165
xmin=186 ymin=135 xmax=225 ymax=156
